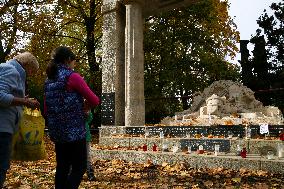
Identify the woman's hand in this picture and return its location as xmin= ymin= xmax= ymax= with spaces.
xmin=25 ymin=98 xmax=40 ymax=110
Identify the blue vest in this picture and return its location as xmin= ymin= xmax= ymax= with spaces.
xmin=44 ymin=65 xmax=85 ymax=142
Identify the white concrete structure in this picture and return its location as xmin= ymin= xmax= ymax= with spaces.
xmin=101 ymin=0 xmax=199 ymax=126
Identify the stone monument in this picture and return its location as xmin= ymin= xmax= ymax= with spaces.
xmin=96 ymin=4 xmax=284 ymax=175
xmin=161 ymin=80 xmax=283 ymax=126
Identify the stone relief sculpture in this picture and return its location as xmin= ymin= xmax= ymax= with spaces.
xmin=200 ymin=94 xmax=226 ymax=117
xmin=161 ymin=80 xmax=283 ymax=126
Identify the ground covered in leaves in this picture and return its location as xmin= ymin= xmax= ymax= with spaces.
xmin=4 ymin=134 xmax=284 ymax=189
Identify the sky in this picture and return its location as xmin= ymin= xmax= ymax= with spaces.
xmin=227 ymin=0 xmax=281 ymax=63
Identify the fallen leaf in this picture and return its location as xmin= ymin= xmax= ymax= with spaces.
xmin=203 ymin=180 xmax=214 ymax=187
xmin=232 ymin=177 xmax=241 ymax=183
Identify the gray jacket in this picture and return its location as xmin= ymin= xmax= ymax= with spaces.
xmin=0 ymin=59 xmax=26 ymax=134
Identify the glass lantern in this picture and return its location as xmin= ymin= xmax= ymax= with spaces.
xmin=267 ymin=151 xmax=274 ymax=160
xmin=214 ymin=144 xmax=220 ymax=156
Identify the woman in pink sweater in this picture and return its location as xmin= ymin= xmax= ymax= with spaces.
xmin=44 ymin=46 xmax=100 ymax=189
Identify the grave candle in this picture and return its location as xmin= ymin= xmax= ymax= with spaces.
xmin=159 ymin=130 xmax=164 ymax=139
xmin=280 ymin=131 xmax=284 ymax=141
xmin=245 ymin=125 xmax=251 ymax=139
xmin=214 ymin=144 xmax=220 ymax=156
xmin=188 ymin=146 xmax=191 ymax=154
xmin=152 ymin=144 xmax=157 ymax=152
xmin=240 ymin=147 xmax=247 ymax=158
xmin=143 ymin=144 xmax=147 ymax=151
xmin=162 ymin=143 xmax=168 ymax=152
xmin=236 ymin=144 xmax=242 ymax=156
xmin=144 ymin=127 xmax=149 ymax=138
xmin=197 ymin=145 xmax=204 ymax=154
xmin=277 ymin=144 xmax=284 ymax=158
xmin=267 ymin=151 xmax=274 ymax=160
xmin=279 ymin=151 xmax=284 ymax=158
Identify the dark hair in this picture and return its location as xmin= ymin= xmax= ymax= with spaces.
xmin=46 ymin=46 xmax=76 ymax=80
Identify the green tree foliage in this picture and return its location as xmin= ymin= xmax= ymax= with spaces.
xmin=254 ymin=2 xmax=284 ymax=70
xmin=251 ymin=36 xmax=269 ymax=83
xmin=250 ymin=1 xmax=284 ymax=110
xmin=144 ymin=0 xmax=240 ymax=123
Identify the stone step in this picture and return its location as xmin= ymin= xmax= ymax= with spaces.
xmin=91 ymin=149 xmax=284 ymax=174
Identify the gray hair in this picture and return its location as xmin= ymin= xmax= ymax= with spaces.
xmin=14 ymin=52 xmax=39 ymax=70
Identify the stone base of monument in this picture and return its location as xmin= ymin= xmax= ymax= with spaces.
xmin=91 ymin=149 xmax=284 ymax=174
xmin=98 ymin=136 xmax=283 ymax=154
xmin=95 ymin=126 xmax=284 ymax=173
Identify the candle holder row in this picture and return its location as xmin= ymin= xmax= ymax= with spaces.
xmin=114 ymin=125 xmax=284 ymax=139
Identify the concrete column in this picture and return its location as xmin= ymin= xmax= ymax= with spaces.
xmin=101 ymin=0 xmax=125 ymax=126
xmin=125 ymin=0 xmax=145 ymax=126
xmin=115 ymin=3 xmax=126 ymax=126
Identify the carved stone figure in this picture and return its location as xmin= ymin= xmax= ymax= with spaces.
xmin=161 ymin=80 xmax=283 ymax=126
xmin=200 ymin=94 xmax=226 ymax=118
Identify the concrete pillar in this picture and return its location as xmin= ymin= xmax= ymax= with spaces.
xmin=101 ymin=0 xmax=125 ymax=126
xmin=115 ymin=3 xmax=126 ymax=126
xmin=125 ymin=0 xmax=145 ymax=126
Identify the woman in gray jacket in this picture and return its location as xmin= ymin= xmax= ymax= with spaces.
xmin=0 ymin=52 xmax=40 ymax=188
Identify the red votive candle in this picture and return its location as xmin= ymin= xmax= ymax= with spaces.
xmin=152 ymin=144 xmax=157 ymax=151
xmin=143 ymin=144 xmax=147 ymax=151
xmin=241 ymin=147 xmax=247 ymax=158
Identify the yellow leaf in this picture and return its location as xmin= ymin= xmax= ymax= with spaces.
xmin=232 ymin=177 xmax=241 ymax=183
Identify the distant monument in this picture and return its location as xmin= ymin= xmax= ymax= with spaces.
xmin=161 ymin=80 xmax=283 ymax=126
xmin=101 ymin=0 xmax=199 ymax=126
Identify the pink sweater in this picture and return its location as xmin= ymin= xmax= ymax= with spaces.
xmin=66 ymin=73 xmax=100 ymax=107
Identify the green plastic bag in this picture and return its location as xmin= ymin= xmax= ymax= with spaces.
xmin=12 ymin=112 xmax=46 ymax=161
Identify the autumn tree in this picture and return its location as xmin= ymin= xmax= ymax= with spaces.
xmin=24 ymin=0 xmax=103 ymax=125
xmin=56 ymin=0 xmax=103 ymax=126
xmin=24 ymin=5 xmax=63 ymax=111
xmin=0 ymin=0 xmax=54 ymax=62
xmin=0 ymin=0 xmax=58 ymax=113
xmin=25 ymin=0 xmax=102 ymax=85
xmin=49 ymin=0 xmax=102 ymax=86
xmin=144 ymin=0 xmax=240 ymax=123
xmin=0 ymin=0 xmax=102 ymax=120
